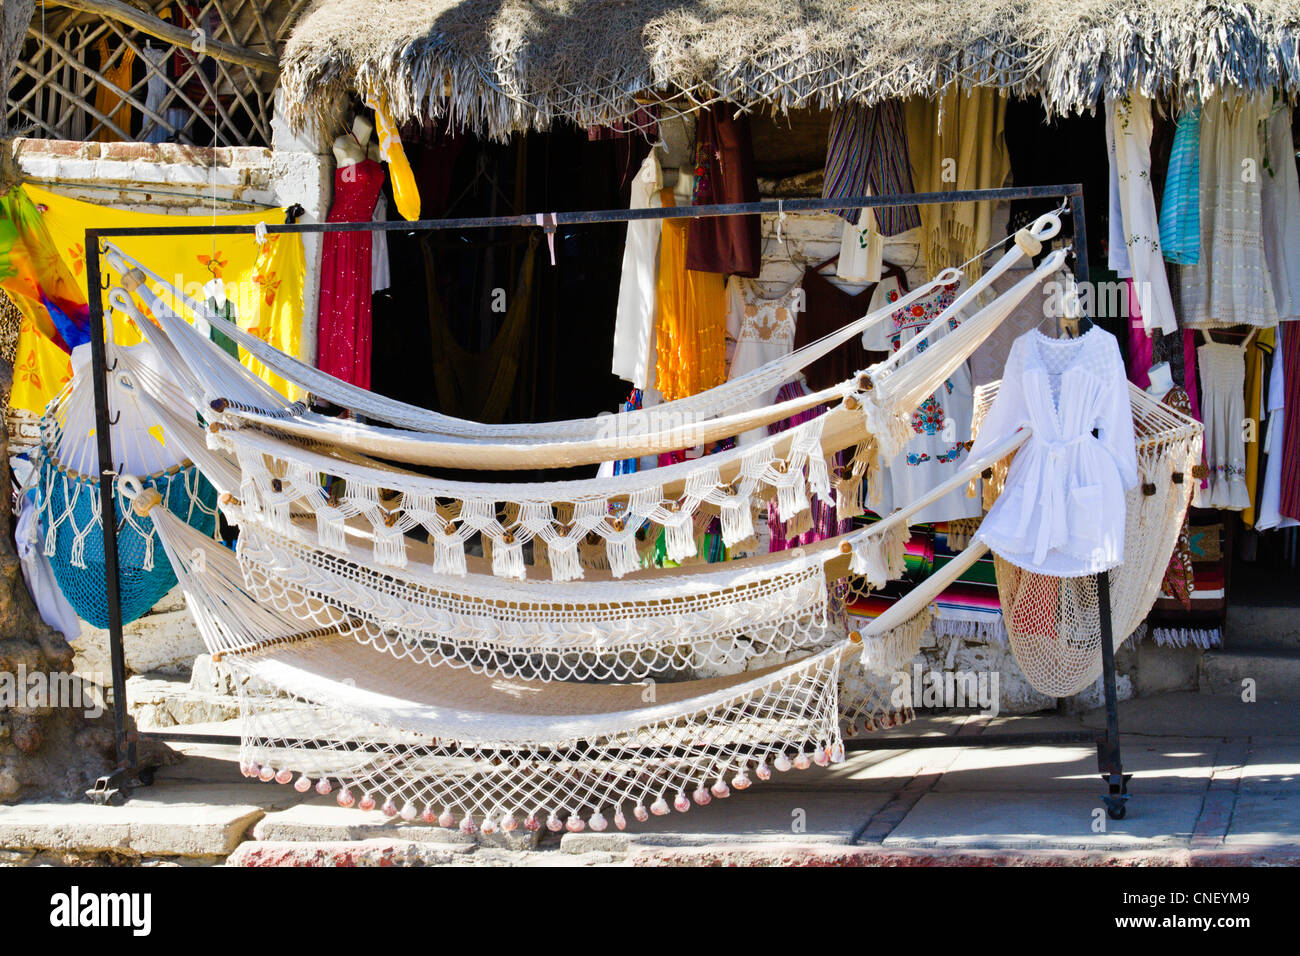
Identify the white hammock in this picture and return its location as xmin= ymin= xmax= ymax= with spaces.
xmin=103 ymin=216 xmax=1063 ymax=469
xmin=117 ymin=250 xmax=1068 ymax=592
xmin=140 ymin=487 xmax=980 ymax=833
xmin=228 ymin=431 xmax=1029 ymax=683
xmin=126 ymin=423 xmax=1023 ymax=685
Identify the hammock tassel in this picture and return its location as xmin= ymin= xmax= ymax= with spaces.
xmin=835 ymin=469 xmax=864 ymax=518
xmin=776 ymin=474 xmax=809 ymax=521
xmin=849 ymin=522 xmax=909 ymax=590
xmin=428 ymin=532 xmax=466 ymax=577
xmin=785 ymin=505 xmax=813 ymax=538
xmin=491 ymin=534 xmax=526 ymax=580
xmin=546 ymin=537 xmax=582 ymax=583
xmin=664 ymin=515 xmax=697 ymax=563
xmin=858 ymin=607 xmax=931 ymax=674
xmin=719 ymin=498 xmax=754 ymax=547
xmin=265 ymin=489 xmax=291 ymax=536
xmin=316 ymin=505 xmax=347 ymax=554
xmin=69 ymin=527 xmax=90 ymax=570
xmin=374 ymin=523 xmax=408 ymax=569
xmin=606 ymin=534 xmax=641 ymax=578
xmin=806 ymin=453 xmax=832 ymax=503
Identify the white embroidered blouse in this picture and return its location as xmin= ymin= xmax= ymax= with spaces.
xmin=970 ymin=326 xmax=1139 ymax=577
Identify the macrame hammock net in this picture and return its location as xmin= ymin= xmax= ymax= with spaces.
xmin=79 ymin=213 xmax=1198 ymax=831
xmin=32 ymin=340 xmax=219 ymax=627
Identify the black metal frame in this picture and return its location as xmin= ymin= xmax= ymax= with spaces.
xmin=79 ymin=183 xmax=1130 ymax=819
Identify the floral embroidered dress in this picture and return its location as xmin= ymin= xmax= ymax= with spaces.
xmin=864 ymin=280 xmax=982 ymax=523
xmin=970 ymin=326 xmax=1139 ymax=577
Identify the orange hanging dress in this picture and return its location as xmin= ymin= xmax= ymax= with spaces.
xmin=653 ymin=190 xmax=726 ymax=401
xmin=93 ymin=38 xmax=137 ymax=141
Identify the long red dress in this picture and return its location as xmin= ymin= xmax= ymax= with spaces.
xmin=317 ymin=158 xmax=385 ymax=390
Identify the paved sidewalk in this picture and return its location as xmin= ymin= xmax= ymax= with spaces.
xmin=1 ymin=692 xmax=1297 ymax=865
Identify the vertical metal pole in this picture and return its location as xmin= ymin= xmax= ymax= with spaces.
xmin=1068 ymin=189 xmax=1128 ymax=809
xmin=85 ymin=236 xmax=135 ymax=776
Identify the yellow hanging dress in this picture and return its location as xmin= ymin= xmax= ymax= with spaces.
xmin=653 ymin=189 xmax=727 ymax=401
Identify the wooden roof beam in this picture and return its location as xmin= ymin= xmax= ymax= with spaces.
xmin=47 ymin=0 xmax=279 ymax=74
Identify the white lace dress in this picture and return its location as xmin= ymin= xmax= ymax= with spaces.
xmin=1195 ymin=340 xmax=1252 ymax=510
xmin=725 ymin=276 xmax=801 ymax=445
xmin=970 ymin=326 xmax=1139 ymax=577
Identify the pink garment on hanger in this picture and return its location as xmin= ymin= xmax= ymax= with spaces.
xmin=1128 ymin=280 xmax=1205 ymax=488
xmin=1126 ymin=279 xmax=1154 ymax=388
xmin=1128 ymin=281 xmax=1200 ymax=421
xmin=1182 ymin=328 xmax=1201 ymax=423
xmin=1128 ymin=329 xmax=1154 ymax=388
xmin=317 ymin=158 xmax=385 ymax=390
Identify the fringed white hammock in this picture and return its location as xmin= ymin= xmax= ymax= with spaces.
xmin=138 ymin=490 xmax=969 ymax=832
xmin=111 ymin=250 xmax=1067 ymax=588
xmin=102 ymin=218 xmax=1065 ymax=470
xmin=131 ymin=424 xmax=1023 ymax=684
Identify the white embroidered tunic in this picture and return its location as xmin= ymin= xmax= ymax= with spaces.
xmin=970 ymin=326 xmax=1139 ymax=577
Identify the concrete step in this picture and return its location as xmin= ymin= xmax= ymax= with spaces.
xmin=0 ymin=785 xmax=264 ymax=863
xmin=126 ymin=673 xmax=240 ymax=731
xmin=250 ymin=800 xmax=541 ymax=851
xmin=1226 ymin=606 xmax=1300 ymax=652
xmin=1200 ymin=649 xmax=1300 ymax=701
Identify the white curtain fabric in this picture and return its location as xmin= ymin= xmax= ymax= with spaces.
xmin=1262 ymin=103 xmax=1300 ymax=323
xmin=16 ymin=494 xmax=81 ymax=640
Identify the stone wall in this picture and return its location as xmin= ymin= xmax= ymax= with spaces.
xmin=0 ymin=115 xmax=331 ymax=800
xmin=0 ymin=411 xmax=120 ymax=801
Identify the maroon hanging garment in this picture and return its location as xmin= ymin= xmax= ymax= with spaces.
xmin=685 ymin=106 xmax=761 ymax=277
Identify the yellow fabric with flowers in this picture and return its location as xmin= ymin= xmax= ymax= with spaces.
xmin=7 ymin=185 xmax=306 ymax=415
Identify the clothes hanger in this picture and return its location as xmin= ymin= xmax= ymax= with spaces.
xmin=1204 ymin=325 xmax=1254 ymax=346
xmin=445 ymin=154 xmax=515 ymax=218
xmin=1035 ymin=261 xmax=1093 ymax=337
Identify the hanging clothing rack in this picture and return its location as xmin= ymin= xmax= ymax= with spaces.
xmin=79 ymin=182 xmax=1133 ymax=822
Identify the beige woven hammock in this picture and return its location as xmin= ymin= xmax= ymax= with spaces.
xmin=94 ymin=209 xmax=1192 ymax=831
xmin=140 ymin=498 xmax=966 ymax=832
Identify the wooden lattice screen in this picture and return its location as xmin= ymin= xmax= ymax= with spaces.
xmin=8 ymin=1 xmax=300 ymax=148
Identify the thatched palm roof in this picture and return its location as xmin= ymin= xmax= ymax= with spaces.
xmin=281 ymin=0 xmax=1300 ymax=138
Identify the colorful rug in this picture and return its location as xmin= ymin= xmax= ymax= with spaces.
xmin=844 ymin=522 xmax=1005 ymax=643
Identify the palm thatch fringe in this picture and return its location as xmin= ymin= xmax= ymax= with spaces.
xmin=280 ymin=0 xmax=1300 ymax=139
